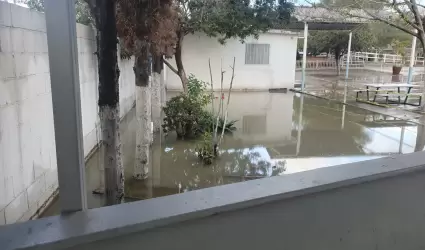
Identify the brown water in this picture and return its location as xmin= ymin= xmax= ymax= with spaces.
xmin=42 ymin=92 xmax=425 ymax=214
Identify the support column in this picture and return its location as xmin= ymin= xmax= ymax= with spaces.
xmin=45 ymin=0 xmax=87 ymax=213
xmin=301 ymin=22 xmax=308 ymax=91
xmin=345 ymin=32 xmax=352 ymax=81
xmin=408 ymin=31 xmax=417 ymax=84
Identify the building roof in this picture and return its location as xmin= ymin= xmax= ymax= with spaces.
xmin=288 ymin=6 xmax=392 ymax=30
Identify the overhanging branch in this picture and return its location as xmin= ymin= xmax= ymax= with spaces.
xmin=164 ymin=60 xmax=179 ymax=75
xmin=340 ymin=7 xmax=418 ymax=37
xmin=391 ymin=0 xmax=421 ymax=30
xmin=410 ymin=0 xmax=424 ymax=34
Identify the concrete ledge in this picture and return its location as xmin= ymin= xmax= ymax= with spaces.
xmin=1 ymin=152 xmax=425 ymax=250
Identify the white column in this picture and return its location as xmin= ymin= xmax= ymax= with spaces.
xmin=408 ymin=31 xmax=417 ymax=84
xmin=301 ymin=22 xmax=308 ymax=91
xmin=45 ymin=0 xmax=87 ymax=213
xmin=345 ymin=32 xmax=352 ymax=80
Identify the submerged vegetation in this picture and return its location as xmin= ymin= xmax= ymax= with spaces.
xmin=162 ymin=58 xmax=236 ymax=165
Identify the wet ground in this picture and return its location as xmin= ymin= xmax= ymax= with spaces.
xmin=295 ymin=68 xmax=425 ymax=121
xmin=297 ymin=68 xmax=424 ymax=101
xmin=42 ymin=91 xmax=425 ymax=216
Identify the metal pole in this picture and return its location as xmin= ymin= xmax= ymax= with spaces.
xmin=301 ymin=22 xmax=308 ymax=91
xmin=45 ymin=0 xmax=87 ymax=213
xmin=345 ymin=32 xmax=352 ymax=80
xmin=408 ymin=30 xmax=417 ymax=84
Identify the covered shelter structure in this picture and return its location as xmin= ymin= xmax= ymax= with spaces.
xmin=288 ymin=7 xmax=375 ymax=90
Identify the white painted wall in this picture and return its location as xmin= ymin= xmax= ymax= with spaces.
xmin=166 ymin=31 xmax=298 ymax=91
xmin=0 ymin=2 xmax=135 ymax=225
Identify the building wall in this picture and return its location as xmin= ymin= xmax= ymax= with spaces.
xmin=166 ymin=31 xmax=298 ymax=91
xmin=0 ymin=2 xmax=135 ymax=225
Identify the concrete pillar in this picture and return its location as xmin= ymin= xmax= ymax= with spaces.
xmin=45 ymin=0 xmax=87 ymax=213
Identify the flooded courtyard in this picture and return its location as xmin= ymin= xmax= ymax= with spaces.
xmin=43 ymin=91 xmax=425 ymax=215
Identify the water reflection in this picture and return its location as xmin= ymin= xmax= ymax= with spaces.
xmin=41 ymin=91 xmax=425 ymax=215
xmin=123 ymin=92 xmax=425 ymax=200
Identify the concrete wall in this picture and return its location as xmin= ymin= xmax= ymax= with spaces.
xmin=76 ymin=163 xmax=425 ymax=250
xmin=0 ymin=2 xmax=135 ymax=225
xmin=166 ymin=31 xmax=298 ymax=91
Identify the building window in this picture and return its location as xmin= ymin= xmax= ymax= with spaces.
xmin=245 ymin=44 xmax=270 ymax=65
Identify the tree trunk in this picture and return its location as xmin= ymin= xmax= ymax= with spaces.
xmin=420 ymin=40 xmax=425 ymax=111
xmin=95 ymin=0 xmax=123 ymax=205
xmin=175 ymin=31 xmax=188 ymax=93
xmin=152 ymin=55 xmax=163 ymax=132
xmin=160 ymin=62 xmax=166 ymax=107
xmin=133 ymin=51 xmax=152 ymax=180
xmin=335 ymin=51 xmax=341 ymax=76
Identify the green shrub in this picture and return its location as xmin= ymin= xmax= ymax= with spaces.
xmin=162 ymin=75 xmax=212 ymax=139
xmin=162 ymin=74 xmax=237 ymax=139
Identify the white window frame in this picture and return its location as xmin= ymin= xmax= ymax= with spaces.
xmin=245 ymin=43 xmax=270 ymax=65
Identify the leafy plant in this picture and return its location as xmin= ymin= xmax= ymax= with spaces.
xmin=217 ymin=117 xmax=237 ymax=133
xmin=187 ymin=74 xmax=212 ymax=106
xmin=391 ymin=39 xmax=410 ymax=66
xmin=163 ymin=94 xmax=205 ymax=139
xmin=162 ymin=75 xmax=213 ymax=139
xmin=195 ymin=132 xmax=217 ymax=165
xmin=162 ymin=74 xmax=238 ymax=139
xmin=199 ymin=114 xmax=237 ymax=133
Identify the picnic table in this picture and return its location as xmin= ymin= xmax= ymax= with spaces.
xmin=362 ymin=83 xmax=421 ymax=105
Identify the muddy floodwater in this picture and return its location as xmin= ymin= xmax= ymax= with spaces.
xmin=43 ymin=92 xmax=425 ymax=214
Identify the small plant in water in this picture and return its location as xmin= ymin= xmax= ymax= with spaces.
xmin=196 ymin=132 xmax=217 ymax=165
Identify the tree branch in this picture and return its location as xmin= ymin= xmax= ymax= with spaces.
xmin=164 ymin=60 xmax=179 ymax=75
xmin=410 ymin=0 xmax=424 ymax=33
xmin=339 ymin=6 xmax=418 ymax=37
xmin=390 ymin=0 xmax=421 ymax=30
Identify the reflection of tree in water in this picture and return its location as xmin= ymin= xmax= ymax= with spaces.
xmin=220 ymin=149 xmax=286 ymax=179
xmin=160 ymin=141 xmax=286 ymax=193
xmin=292 ymin=95 xmax=372 ymax=154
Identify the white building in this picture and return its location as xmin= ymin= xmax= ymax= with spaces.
xmin=166 ymin=30 xmax=298 ymax=91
